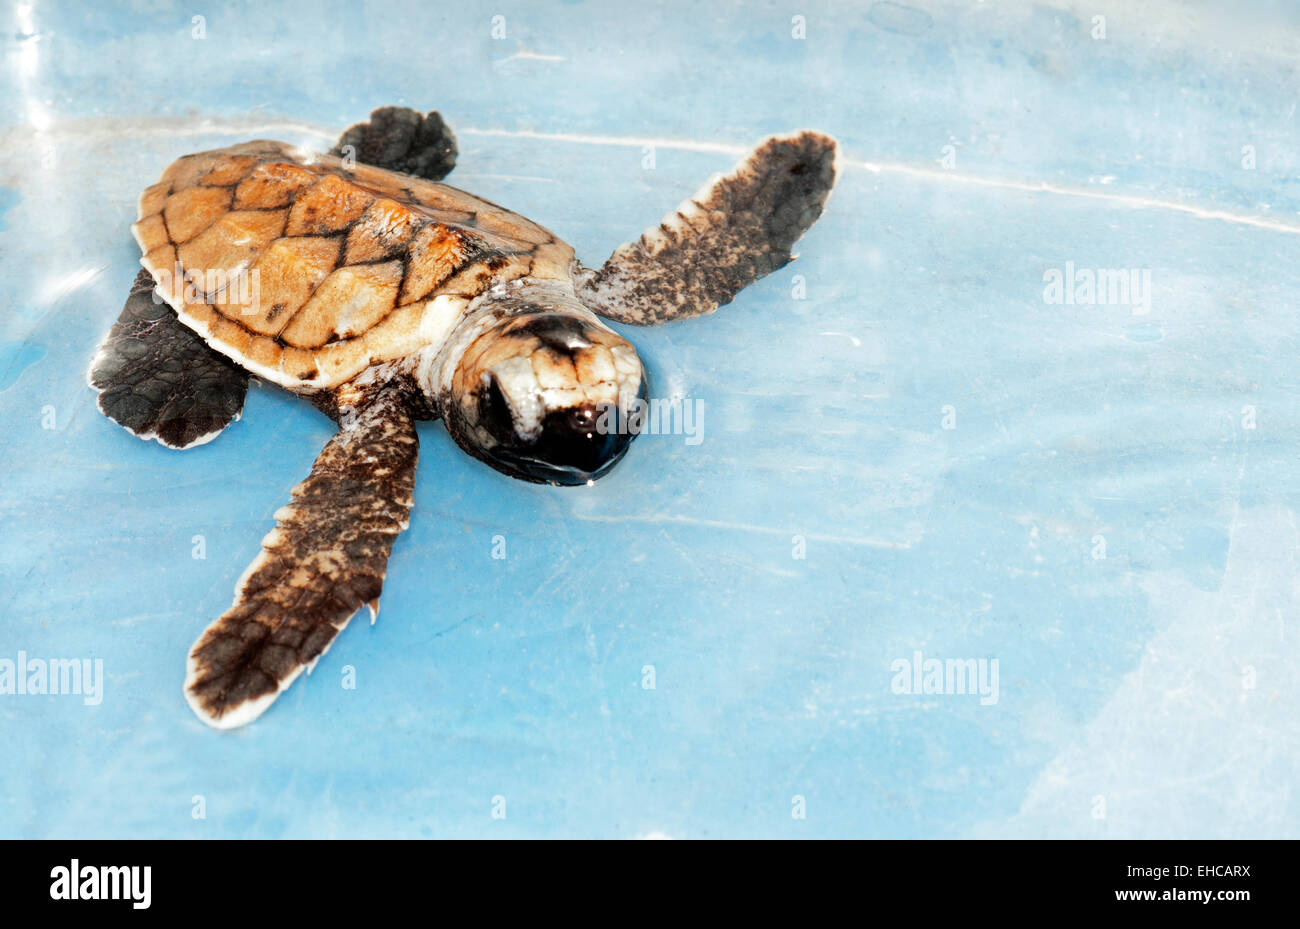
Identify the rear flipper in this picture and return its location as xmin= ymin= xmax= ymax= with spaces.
xmin=88 ymin=269 xmax=249 ymax=449
xmin=184 ymin=389 xmax=418 ymax=729
xmin=576 ymin=131 xmax=838 ymax=325
xmin=330 ymin=106 xmax=459 ymax=181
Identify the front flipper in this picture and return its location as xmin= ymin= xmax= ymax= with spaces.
xmin=184 ymin=390 xmax=418 ymax=729
xmin=576 ymin=131 xmax=838 ymax=325
xmin=88 ymin=269 xmax=250 ymax=449
xmin=330 ymin=106 xmax=459 ymax=181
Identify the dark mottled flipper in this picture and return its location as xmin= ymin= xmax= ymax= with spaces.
xmin=184 ymin=390 xmax=418 ymax=728
xmin=576 ymin=132 xmax=838 ymax=325
xmin=330 ymin=106 xmax=458 ymax=181
xmin=88 ymin=269 xmax=249 ymax=449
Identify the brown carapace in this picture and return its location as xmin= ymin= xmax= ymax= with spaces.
xmin=88 ymin=107 xmax=839 ymax=728
xmin=133 ymin=140 xmax=574 ymax=390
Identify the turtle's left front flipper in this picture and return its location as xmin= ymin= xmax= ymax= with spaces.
xmin=330 ymin=106 xmax=458 ymax=181
xmin=184 ymin=390 xmax=418 ymax=729
xmin=576 ymin=131 xmax=838 ymax=326
xmin=89 ymin=269 xmax=250 ymax=449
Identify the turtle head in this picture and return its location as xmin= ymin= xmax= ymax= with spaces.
xmin=442 ymin=312 xmax=648 ymax=485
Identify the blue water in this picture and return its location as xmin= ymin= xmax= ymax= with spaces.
xmin=1 ymin=0 xmax=1297 ymax=838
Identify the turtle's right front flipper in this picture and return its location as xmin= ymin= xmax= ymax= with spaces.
xmin=88 ymin=269 xmax=250 ymax=449
xmin=184 ymin=389 xmax=418 ymax=729
xmin=576 ymin=131 xmax=838 ymax=325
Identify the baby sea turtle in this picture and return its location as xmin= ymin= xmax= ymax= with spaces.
xmin=88 ymin=107 xmax=839 ymax=728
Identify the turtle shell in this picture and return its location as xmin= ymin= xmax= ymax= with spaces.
xmin=131 ymin=141 xmax=575 ymax=389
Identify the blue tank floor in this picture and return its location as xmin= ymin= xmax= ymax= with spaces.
xmin=1 ymin=0 xmax=1298 ymax=838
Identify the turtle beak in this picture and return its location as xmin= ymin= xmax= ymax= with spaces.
xmin=481 ymin=382 xmax=646 ymax=486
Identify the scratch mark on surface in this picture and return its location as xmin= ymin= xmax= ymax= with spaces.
xmin=452 ymin=172 xmax=559 ymax=184
xmin=571 ymin=511 xmax=914 ymax=549
xmin=494 ymin=50 xmax=567 ymax=64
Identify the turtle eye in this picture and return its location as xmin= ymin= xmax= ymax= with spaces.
xmin=448 ymin=313 xmax=648 ymax=485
